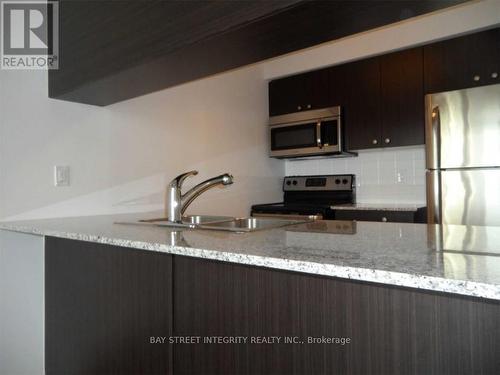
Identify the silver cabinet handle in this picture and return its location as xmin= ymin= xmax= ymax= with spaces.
xmin=381 ymin=217 xmax=388 ymax=222
xmin=297 ymin=105 xmax=302 ymax=110
xmin=372 ymin=139 xmax=378 ymax=145
xmin=384 ymin=138 xmax=391 ymax=144
xmin=473 ymin=75 xmax=480 ymax=81
xmin=492 ymin=72 xmax=498 ymax=79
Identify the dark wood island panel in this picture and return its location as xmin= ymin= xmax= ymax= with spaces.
xmin=45 ymin=237 xmax=174 ymax=375
xmin=43 ymin=236 xmax=500 ymax=375
xmin=174 ymin=256 xmax=500 ymax=375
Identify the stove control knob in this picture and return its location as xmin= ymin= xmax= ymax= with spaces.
xmin=342 ymin=179 xmax=348 ymax=184
xmin=335 ymin=179 xmax=341 ymax=184
xmin=286 ymin=180 xmax=291 ymax=186
xmin=292 ymin=180 xmax=298 ymax=185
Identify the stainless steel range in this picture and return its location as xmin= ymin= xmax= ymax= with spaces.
xmin=251 ymin=174 xmax=355 ymax=220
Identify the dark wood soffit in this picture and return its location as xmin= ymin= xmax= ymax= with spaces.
xmin=49 ymin=0 xmax=469 ymax=106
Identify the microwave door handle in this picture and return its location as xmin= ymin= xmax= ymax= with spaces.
xmin=316 ymin=121 xmax=322 ymax=148
xmin=337 ymin=118 xmax=342 ymax=149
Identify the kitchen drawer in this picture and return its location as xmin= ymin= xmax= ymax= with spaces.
xmin=334 ymin=209 xmax=415 ymax=223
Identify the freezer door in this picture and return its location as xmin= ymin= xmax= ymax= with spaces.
xmin=439 ymin=169 xmax=500 ymax=226
xmin=426 ymin=84 xmax=500 ymax=169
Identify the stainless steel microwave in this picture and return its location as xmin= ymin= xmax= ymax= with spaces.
xmin=269 ymin=106 xmax=354 ymax=158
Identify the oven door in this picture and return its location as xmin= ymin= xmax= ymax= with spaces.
xmin=270 ymin=118 xmax=340 ymax=158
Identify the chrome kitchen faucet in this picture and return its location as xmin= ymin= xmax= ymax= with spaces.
xmin=166 ymin=171 xmax=234 ymax=223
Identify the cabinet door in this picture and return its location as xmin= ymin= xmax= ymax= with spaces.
xmin=380 ymin=47 xmax=425 ymax=147
xmin=45 ymin=237 xmax=173 ymax=375
xmin=269 ymin=68 xmax=332 ymax=116
xmin=479 ymin=28 xmax=500 ymax=86
xmin=269 ymin=75 xmax=304 ymax=116
xmin=334 ymin=209 xmax=416 ymax=223
xmin=329 ymin=62 xmax=350 ymax=110
xmin=301 ymin=67 xmax=332 ymax=111
xmin=344 ymin=57 xmax=382 ymax=150
xmin=174 ymin=256 xmax=500 ymax=375
xmin=424 ymin=28 xmax=500 ymax=93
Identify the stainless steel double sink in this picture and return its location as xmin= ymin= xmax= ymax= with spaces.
xmin=132 ymin=215 xmax=311 ymax=233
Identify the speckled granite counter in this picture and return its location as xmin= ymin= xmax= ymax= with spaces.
xmin=331 ymin=203 xmax=424 ymax=211
xmin=1 ymin=213 xmax=499 ymax=301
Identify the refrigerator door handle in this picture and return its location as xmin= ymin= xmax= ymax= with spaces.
xmin=425 ymin=96 xmax=440 ymax=170
xmin=426 ymin=170 xmax=442 ymax=224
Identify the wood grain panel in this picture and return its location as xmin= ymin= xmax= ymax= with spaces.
xmin=380 ymin=47 xmax=425 ymax=147
xmin=49 ymin=0 xmax=466 ymax=105
xmin=344 ymin=57 xmax=382 ymax=150
xmin=174 ymin=255 xmax=500 ymax=375
xmin=423 ymin=27 xmax=500 ymax=93
xmin=45 ymin=237 xmax=173 ymax=375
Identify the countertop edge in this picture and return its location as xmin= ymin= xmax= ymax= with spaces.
xmin=1 ymin=224 xmax=499 ymax=302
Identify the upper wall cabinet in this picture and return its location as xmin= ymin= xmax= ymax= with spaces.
xmin=268 ymin=27 xmax=499 ymax=151
xmin=49 ymin=0 xmax=465 ymax=106
xmin=343 ymin=57 xmax=382 ymax=150
xmin=268 ymin=68 xmax=332 ymax=116
xmin=424 ymin=28 xmax=500 ymax=93
xmin=344 ymin=48 xmax=424 ymax=150
xmin=269 ymin=48 xmax=424 ymax=151
xmin=380 ymin=47 xmax=424 ymax=148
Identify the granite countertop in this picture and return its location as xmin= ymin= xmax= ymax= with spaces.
xmin=1 ymin=213 xmax=499 ymax=301
xmin=331 ymin=203 xmax=424 ymax=211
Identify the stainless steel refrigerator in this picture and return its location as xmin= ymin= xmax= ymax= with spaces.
xmin=426 ymin=83 xmax=500 ymax=226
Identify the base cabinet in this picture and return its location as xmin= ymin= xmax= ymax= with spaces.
xmin=174 ymin=256 xmax=500 ymax=375
xmin=45 ymin=237 xmax=173 ymax=375
xmin=334 ymin=209 xmax=417 ymax=223
xmin=44 ymin=238 xmax=500 ymax=375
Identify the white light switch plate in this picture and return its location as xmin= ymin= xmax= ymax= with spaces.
xmin=54 ymin=166 xmax=70 ymax=186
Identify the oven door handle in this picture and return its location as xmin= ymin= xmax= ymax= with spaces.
xmin=316 ymin=121 xmax=323 ymax=149
xmin=252 ymin=213 xmax=322 ymax=220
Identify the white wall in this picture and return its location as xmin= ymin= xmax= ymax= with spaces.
xmin=0 ymin=0 xmax=499 ymax=220
xmin=0 ymin=65 xmax=284 ymax=220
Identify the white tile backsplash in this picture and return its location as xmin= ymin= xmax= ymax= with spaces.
xmin=285 ymin=145 xmax=426 ymax=205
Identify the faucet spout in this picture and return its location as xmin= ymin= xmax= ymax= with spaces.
xmin=166 ymin=171 xmax=233 ymax=223
xmin=180 ymin=174 xmax=233 ymax=217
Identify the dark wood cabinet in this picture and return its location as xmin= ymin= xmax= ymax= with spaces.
xmin=45 ymin=237 xmax=173 ymax=375
xmin=343 ymin=57 xmax=382 ymax=150
xmin=268 ymin=68 xmax=332 ymax=116
xmin=334 ymin=209 xmax=417 ymax=223
xmin=43 ymin=237 xmax=500 ymax=374
xmin=174 ymin=255 xmax=500 ymax=375
xmin=344 ymin=48 xmax=425 ymax=151
xmin=269 ymin=49 xmax=425 ymax=151
xmin=49 ymin=1 xmax=463 ymax=106
xmin=380 ymin=47 xmax=425 ymax=147
xmin=424 ymin=28 xmax=500 ymax=94
xmin=269 ymin=27 xmax=500 ymax=151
